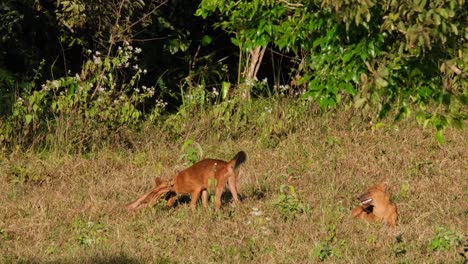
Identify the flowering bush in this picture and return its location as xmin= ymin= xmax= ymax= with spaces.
xmin=1 ymin=42 xmax=166 ymax=150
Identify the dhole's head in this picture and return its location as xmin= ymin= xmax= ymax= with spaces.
xmin=354 ymin=183 xmax=398 ymax=226
xmin=357 ymin=183 xmax=389 ymax=207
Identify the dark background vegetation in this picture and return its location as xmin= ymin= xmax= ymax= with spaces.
xmin=0 ymin=0 xmax=465 ymax=151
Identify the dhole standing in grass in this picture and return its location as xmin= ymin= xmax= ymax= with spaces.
xmin=351 ymin=183 xmax=398 ymax=227
xmin=126 ymin=151 xmax=247 ymax=211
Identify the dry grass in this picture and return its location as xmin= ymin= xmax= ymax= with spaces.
xmin=0 ymin=114 xmax=466 ymax=263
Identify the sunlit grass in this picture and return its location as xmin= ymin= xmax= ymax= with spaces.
xmin=0 ymin=110 xmax=466 ymax=263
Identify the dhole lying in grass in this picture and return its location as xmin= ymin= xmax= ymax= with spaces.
xmin=126 ymin=151 xmax=246 ymax=211
xmin=351 ymin=183 xmax=398 ymax=227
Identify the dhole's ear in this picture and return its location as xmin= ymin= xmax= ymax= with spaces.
xmin=374 ymin=183 xmax=387 ymax=192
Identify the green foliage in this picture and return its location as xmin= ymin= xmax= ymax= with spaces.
xmin=393 ymin=234 xmax=408 ymax=258
xmin=73 ymin=218 xmax=109 ymax=248
xmin=274 ymin=184 xmax=307 ymax=221
xmin=1 ymin=42 xmax=165 ymax=151
xmin=0 ymin=228 xmax=8 ymax=241
xmin=53 ymin=0 xmax=149 ymax=47
xmin=197 ymin=0 xmax=468 ymax=141
xmin=8 ymin=164 xmax=45 ymax=186
xmin=179 ymin=139 xmax=203 ymax=166
xmin=1 ymin=0 xmax=466 ymax=152
xmin=429 ymin=227 xmax=463 ymax=251
xmin=394 ymin=182 xmax=410 ymax=202
xmin=313 ymin=224 xmax=345 ymax=261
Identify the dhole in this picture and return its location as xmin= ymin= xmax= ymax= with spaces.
xmin=126 ymin=151 xmax=246 ymax=211
xmin=351 ymin=183 xmax=398 ymax=227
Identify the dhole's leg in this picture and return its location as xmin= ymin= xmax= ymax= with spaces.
xmin=201 ymin=189 xmax=208 ymax=208
xmin=166 ymin=194 xmax=177 ymax=207
xmin=351 ymin=206 xmax=364 ymax=218
xmin=214 ymin=186 xmax=223 ymax=209
xmin=362 ymin=212 xmax=378 ymax=222
xmin=228 ymin=175 xmax=240 ymax=204
xmin=190 ymin=190 xmax=201 ymax=210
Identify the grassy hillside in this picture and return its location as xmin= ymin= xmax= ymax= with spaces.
xmin=0 ymin=113 xmax=466 ymax=263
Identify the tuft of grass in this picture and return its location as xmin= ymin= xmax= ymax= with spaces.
xmin=274 ymin=184 xmax=308 ymax=221
xmin=429 ymin=227 xmax=464 ymax=252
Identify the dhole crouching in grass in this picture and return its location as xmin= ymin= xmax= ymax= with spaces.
xmin=126 ymin=151 xmax=247 ymax=211
xmin=351 ymin=183 xmax=398 ymax=227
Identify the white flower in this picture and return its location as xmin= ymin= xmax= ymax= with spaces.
xmin=133 ymin=64 xmax=139 ymax=70
xmin=52 ymin=80 xmax=59 ymax=89
xmin=95 ymin=51 xmax=101 ymax=55
xmin=143 ymin=69 xmax=147 ymax=74
xmin=135 ymin=47 xmax=142 ymax=54
xmin=93 ymin=55 xmax=101 ymax=65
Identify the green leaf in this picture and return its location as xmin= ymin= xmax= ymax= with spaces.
xmin=354 ymin=97 xmax=366 ymax=109
xmin=450 ymin=23 xmax=458 ymax=35
xmin=221 ymin=82 xmax=230 ymax=100
xmin=435 ymin=130 xmax=445 ymax=145
xmin=25 ymin=114 xmax=33 ymax=124
xmin=230 ymin=37 xmax=239 ymax=46
xmin=450 ymin=117 xmax=463 ymax=129
xmin=375 ymin=77 xmax=388 ymax=88
xmin=201 ymin=35 xmax=212 ymax=46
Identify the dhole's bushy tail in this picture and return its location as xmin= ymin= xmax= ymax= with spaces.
xmin=232 ymin=151 xmax=247 ymax=170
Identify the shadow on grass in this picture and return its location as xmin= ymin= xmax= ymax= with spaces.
xmin=81 ymin=254 xmax=144 ymax=264
xmin=5 ymin=254 xmax=169 ymax=264
xmin=161 ymin=189 xmax=245 ymax=209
